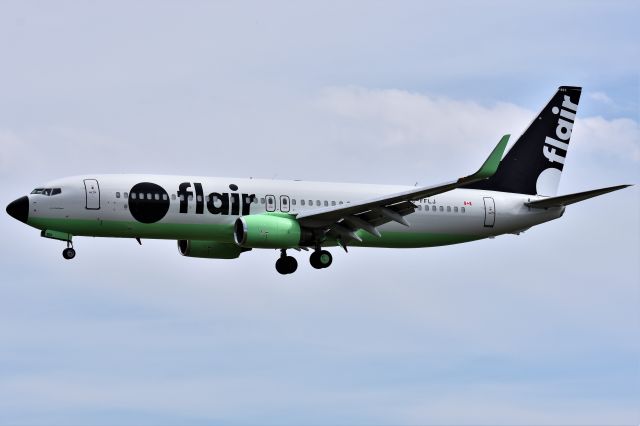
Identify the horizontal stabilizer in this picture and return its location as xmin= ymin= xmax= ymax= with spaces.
xmin=525 ymin=184 xmax=632 ymax=209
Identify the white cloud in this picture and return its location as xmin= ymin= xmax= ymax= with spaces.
xmin=589 ymin=91 xmax=614 ymax=104
xmin=576 ymin=116 xmax=640 ymax=162
xmin=316 ymin=86 xmax=640 ymax=167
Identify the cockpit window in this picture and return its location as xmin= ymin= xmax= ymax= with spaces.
xmin=30 ymin=187 xmax=62 ymax=196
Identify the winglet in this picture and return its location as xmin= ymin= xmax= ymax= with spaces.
xmin=466 ymin=134 xmax=510 ymax=181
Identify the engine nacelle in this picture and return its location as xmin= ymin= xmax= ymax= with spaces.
xmin=177 ymin=240 xmax=249 ymax=259
xmin=234 ymin=213 xmax=301 ymax=249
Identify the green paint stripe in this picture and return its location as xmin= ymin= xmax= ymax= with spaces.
xmin=29 ymin=217 xmax=234 ymax=240
xmin=28 ymin=217 xmax=482 ymax=248
xmin=352 ymin=230 xmax=482 ymax=248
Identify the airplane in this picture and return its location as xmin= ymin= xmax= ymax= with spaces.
xmin=6 ymin=86 xmax=632 ymax=274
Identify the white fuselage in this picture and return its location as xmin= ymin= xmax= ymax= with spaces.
xmin=24 ymin=174 xmax=563 ymax=248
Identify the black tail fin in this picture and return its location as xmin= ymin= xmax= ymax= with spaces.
xmin=464 ymin=86 xmax=582 ymax=196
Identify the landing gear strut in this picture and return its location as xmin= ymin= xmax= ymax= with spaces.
xmin=310 ymin=249 xmax=332 ymax=269
xmin=62 ymin=241 xmax=76 ymax=260
xmin=275 ymin=249 xmax=297 ymax=275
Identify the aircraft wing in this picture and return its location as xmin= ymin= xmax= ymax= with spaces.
xmin=296 ymin=135 xmax=510 ymax=245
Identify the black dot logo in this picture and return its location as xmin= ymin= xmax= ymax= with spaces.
xmin=128 ymin=182 xmax=170 ymax=224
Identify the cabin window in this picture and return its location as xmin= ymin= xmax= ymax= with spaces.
xmin=309 ymin=200 xmax=313 ymax=206
xmin=339 ymin=201 xmax=343 ymax=205
xmin=116 ymin=192 xmax=121 ymax=198
xmin=188 ymin=195 xmax=193 ymax=201
xmin=124 ymin=192 xmax=128 ymax=198
xmin=417 ymin=205 xmax=422 ymax=211
xmin=432 ymin=205 xmax=436 ymax=211
xmin=331 ymin=201 xmax=336 ymax=206
xmin=51 ymin=188 xmax=61 ymax=196
xmin=260 ymin=198 xmax=265 ymax=204
xmin=131 ymin=193 xmax=137 ymax=200
xmin=252 ymin=197 xmax=258 ymax=204
xmin=454 ymin=206 xmax=458 ymax=212
xmin=439 ymin=206 xmax=443 ymax=212
xmin=179 ymin=194 xmax=184 ymax=201
xmin=155 ymin=194 xmax=160 ymax=201
xmin=282 ymin=198 xmax=288 ymax=206
xmin=301 ymin=199 xmax=306 ymax=206
xmin=171 ymin=194 xmax=176 ymax=200
xmin=324 ymin=201 xmax=328 ymax=207
xmin=316 ymin=200 xmax=321 ymax=206
xmin=292 ymin=199 xmax=297 ymax=206
xmin=196 ymin=195 xmax=202 ymax=202
xmin=461 ymin=207 xmax=466 ymax=213
xmin=162 ymin=194 xmax=168 ymax=201
xmin=447 ymin=206 xmax=451 ymax=212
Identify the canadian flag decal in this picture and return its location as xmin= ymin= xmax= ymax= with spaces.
xmin=464 ymin=201 xmax=472 ymax=206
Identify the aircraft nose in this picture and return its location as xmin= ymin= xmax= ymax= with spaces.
xmin=6 ymin=196 xmax=29 ymax=223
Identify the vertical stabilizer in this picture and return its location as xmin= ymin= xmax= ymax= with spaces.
xmin=465 ymin=86 xmax=582 ymax=196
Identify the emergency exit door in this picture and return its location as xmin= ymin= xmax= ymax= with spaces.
xmin=84 ymin=179 xmax=101 ymax=210
xmin=483 ymin=197 xmax=495 ymax=227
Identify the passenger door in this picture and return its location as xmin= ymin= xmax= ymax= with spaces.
xmin=483 ymin=197 xmax=495 ymax=227
xmin=84 ymin=179 xmax=100 ymax=210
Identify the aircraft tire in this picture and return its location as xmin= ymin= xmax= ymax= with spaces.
xmin=310 ymin=250 xmax=332 ymax=269
xmin=276 ymin=256 xmax=297 ymax=274
xmin=62 ymin=247 xmax=76 ymax=260
xmin=285 ymin=256 xmax=298 ymax=273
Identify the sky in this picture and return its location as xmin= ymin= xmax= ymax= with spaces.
xmin=0 ymin=1 xmax=639 ymax=425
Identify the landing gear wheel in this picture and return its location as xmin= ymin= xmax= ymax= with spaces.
xmin=62 ymin=247 xmax=76 ymax=260
xmin=310 ymin=250 xmax=332 ymax=269
xmin=275 ymin=255 xmax=298 ymax=275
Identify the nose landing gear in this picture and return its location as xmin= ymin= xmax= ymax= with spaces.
xmin=275 ymin=249 xmax=298 ymax=275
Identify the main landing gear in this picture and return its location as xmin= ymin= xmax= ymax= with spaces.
xmin=310 ymin=249 xmax=332 ymax=269
xmin=275 ymin=249 xmax=298 ymax=275
xmin=274 ymin=248 xmax=334 ymax=275
xmin=62 ymin=241 xmax=76 ymax=260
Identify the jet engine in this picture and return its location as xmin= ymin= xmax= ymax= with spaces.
xmin=177 ymin=240 xmax=249 ymax=259
xmin=233 ymin=213 xmax=304 ymax=249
